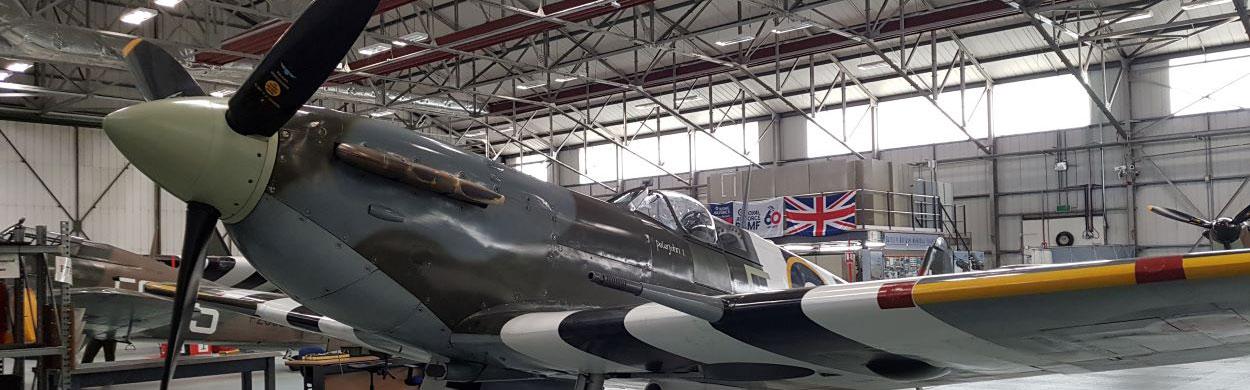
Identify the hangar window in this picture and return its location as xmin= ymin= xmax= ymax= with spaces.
xmin=876 ymin=88 xmax=987 ymax=149
xmin=621 ymin=132 xmax=692 ymax=180
xmin=805 ymin=88 xmax=989 ymax=155
xmin=1168 ymin=48 xmax=1250 ymax=116
xmin=510 ymin=154 xmax=550 ymax=182
xmin=806 ymin=104 xmax=873 ymax=158
xmin=695 ymin=122 xmax=759 ymax=171
xmin=579 ymin=143 xmax=618 ymax=183
xmin=805 ymin=74 xmax=1096 ymax=155
xmin=993 ymin=75 xmax=1090 ymax=136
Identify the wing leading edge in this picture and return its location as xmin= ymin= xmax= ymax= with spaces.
xmin=496 ymin=250 xmax=1250 ymax=388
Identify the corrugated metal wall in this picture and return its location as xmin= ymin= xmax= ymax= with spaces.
xmin=0 ymin=121 xmax=187 ymax=255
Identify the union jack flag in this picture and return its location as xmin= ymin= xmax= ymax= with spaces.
xmin=783 ymin=191 xmax=858 ymax=236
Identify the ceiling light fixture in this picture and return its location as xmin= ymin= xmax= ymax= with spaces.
xmin=634 ymin=102 xmax=658 ymax=110
xmin=391 ymin=31 xmax=429 ymax=47
xmin=816 ymin=244 xmax=862 ymax=253
xmin=357 ymin=43 xmax=391 ymax=56
xmin=464 ymin=129 xmax=487 ymax=138
xmin=154 ymin=0 xmax=183 ymax=7
xmin=714 ymin=35 xmax=755 ymax=46
xmin=553 ymin=75 xmax=578 ymax=82
xmin=771 ymin=21 xmax=814 ymax=34
xmin=781 ymin=244 xmax=813 ymax=252
xmin=1181 ymin=0 xmax=1232 ymax=10
xmin=857 ymin=60 xmax=889 ymax=70
xmin=120 ymin=8 xmax=158 ymax=25
xmin=5 ymin=63 xmax=32 ymax=73
xmin=515 ymin=80 xmax=546 ymax=90
xmin=209 ymin=89 xmax=234 ymax=98
xmin=368 ymin=110 xmax=395 ymax=117
xmin=1106 ymin=11 xmax=1153 ymax=23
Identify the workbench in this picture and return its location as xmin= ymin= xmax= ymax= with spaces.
xmin=69 ymin=351 xmax=280 ymax=389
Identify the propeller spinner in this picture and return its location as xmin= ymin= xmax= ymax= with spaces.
xmin=103 ymin=0 xmax=382 ymax=388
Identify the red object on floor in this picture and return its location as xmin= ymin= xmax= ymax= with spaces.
xmin=187 ymin=343 xmax=211 ymax=356
xmin=210 ymin=345 xmax=239 ymax=354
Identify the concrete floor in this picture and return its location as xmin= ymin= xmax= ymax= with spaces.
xmin=935 ymin=355 xmax=1250 ymax=390
xmin=6 ymin=343 xmax=1250 ymax=389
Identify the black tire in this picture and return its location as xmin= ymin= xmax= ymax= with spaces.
xmin=644 ymin=384 xmax=662 ymax=390
xmin=1055 ymin=231 xmax=1075 ymax=247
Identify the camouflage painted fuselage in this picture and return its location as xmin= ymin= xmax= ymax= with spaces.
xmin=224 ymin=107 xmax=833 ymax=374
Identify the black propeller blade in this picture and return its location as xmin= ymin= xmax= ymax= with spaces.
xmin=1232 ymin=203 xmax=1250 ymax=225
xmin=120 ymin=38 xmax=205 ymax=101
xmin=1149 ymin=204 xmax=1250 ymax=250
xmin=160 ymin=202 xmax=220 ymax=389
xmin=1147 ymin=205 xmax=1212 ymax=228
xmin=225 ymin=0 xmax=381 ymax=137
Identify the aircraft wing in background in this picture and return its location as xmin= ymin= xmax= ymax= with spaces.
xmin=141 ymin=282 xmax=431 ymax=363
xmin=73 ymin=287 xmax=330 ymax=348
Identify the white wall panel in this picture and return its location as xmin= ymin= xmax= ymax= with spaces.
xmin=1207 ymin=110 xmax=1250 ymax=130
xmin=878 ymin=145 xmax=931 ymax=164
xmin=999 ymin=215 xmax=1022 ymax=253
xmin=158 ymin=189 xmax=188 ymax=256
xmin=0 ymin=121 xmax=77 ymax=236
xmin=934 ymin=141 xmax=984 ymax=160
xmin=954 ymin=197 xmax=991 ymax=251
xmin=1103 ymin=209 xmax=1131 ymax=245
xmin=0 ymin=123 xmax=188 ymax=255
xmin=936 ymin=161 xmax=990 ymax=196
xmin=1136 ymin=115 xmax=1206 ymax=138
xmin=1135 ymin=182 xmax=1210 ymax=247
xmin=1131 ymin=66 xmax=1172 ymax=119
xmin=1137 ymin=138 xmax=1208 ymax=182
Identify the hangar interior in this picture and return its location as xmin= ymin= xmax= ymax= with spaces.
xmin=0 ymin=0 xmax=1249 ymax=388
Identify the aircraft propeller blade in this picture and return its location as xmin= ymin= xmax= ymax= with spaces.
xmin=225 ymin=0 xmax=381 ymax=137
xmin=1147 ymin=205 xmax=1212 ymax=228
xmin=1232 ymin=203 xmax=1250 ymax=225
xmin=119 ymin=38 xmax=206 ymax=101
xmin=159 ymin=202 xmax=221 ymax=390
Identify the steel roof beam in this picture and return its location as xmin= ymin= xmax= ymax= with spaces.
xmin=490 ymin=0 xmax=1036 ymax=116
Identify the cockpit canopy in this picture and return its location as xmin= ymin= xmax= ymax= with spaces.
xmin=610 ymin=187 xmax=718 ymax=245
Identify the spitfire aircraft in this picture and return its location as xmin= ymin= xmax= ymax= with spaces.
xmin=99 ymin=0 xmax=1250 ymax=389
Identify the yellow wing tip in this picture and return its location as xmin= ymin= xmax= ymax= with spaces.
xmin=122 ymin=38 xmax=144 ymax=57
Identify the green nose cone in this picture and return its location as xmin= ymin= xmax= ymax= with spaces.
xmin=103 ymin=97 xmax=277 ymax=222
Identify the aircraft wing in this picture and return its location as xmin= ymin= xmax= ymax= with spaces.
xmin=497 ymin=250 xmax=1250 ymax=387
xmin=141 ymin=282 xmax=430 ymax=361
xmin=74 ymin=287 xmax=179 ymax=341
xmin=73 ymin=287 xmax=328 ymax=347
